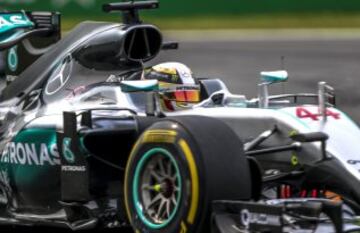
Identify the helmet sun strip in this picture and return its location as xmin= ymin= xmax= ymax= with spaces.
xmin=160 ymin=85 xmax=200 ymax=103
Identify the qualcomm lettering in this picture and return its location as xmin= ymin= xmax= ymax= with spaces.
xmin=1 ymin=142 xmax=60 ymax=166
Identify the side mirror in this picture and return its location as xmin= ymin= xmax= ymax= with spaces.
xmin=260 ymin=70 xmax=288 ymax=84
xmin=258 ymin=70 xmax=288 ymax=108
xmin=120 ymin=79 xmax=160 ymax=116
xmin=162 ymin=41 xmax=179 ymax=50
xmin=120 ymin=80 xmax=159 ymax=92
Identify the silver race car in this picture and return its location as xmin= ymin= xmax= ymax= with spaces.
xmin=0 ymin=1 xmax=358 ymax=232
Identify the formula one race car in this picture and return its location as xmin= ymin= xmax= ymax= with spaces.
xmin=0 ymin=1 xmax=359 ymax=233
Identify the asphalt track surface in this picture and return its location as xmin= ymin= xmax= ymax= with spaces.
xmin=5 ymin=35 xmax=360 ymax=233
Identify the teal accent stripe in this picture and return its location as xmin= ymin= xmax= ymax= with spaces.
xmin=0 ymin=12 xmax=34 ymax=35
xmin=273 ymin=109 xmax=311 ymax=130
xmin=336 ymin=109 xmax=360 ymax=129
xmin=133 ymin=147 xmax=182 ymax=229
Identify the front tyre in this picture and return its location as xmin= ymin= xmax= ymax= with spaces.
xmin=125 ymin=116 xmax=252 ymax=233
xmin=132 ymin=147 xmax=183 ymax=229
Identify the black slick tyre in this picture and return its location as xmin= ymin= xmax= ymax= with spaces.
xmin=124 ymin=116 xmax=252 ymax=233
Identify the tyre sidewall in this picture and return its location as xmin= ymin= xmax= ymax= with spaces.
xmin=125 ymin=124 xmax=203 ymax=233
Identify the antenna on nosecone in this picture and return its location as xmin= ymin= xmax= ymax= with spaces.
xmin=281 ymin=55 xmax=285 ymax=94
xmin=102 ymin=0 xmax=159 ymax=25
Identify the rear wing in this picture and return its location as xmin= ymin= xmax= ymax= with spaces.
xmin=0 ymin=11 xmax=60 ymax=76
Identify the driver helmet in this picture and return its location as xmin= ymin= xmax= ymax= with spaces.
xmin=142 ymin=62 xmax=200 ymax=111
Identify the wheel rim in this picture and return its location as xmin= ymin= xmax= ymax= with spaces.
xmin=133 ymin=148 xmax=182 ymax=229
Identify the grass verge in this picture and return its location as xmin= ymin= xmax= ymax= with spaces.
xmin=61 ymin=13 xmax=360 ymax=31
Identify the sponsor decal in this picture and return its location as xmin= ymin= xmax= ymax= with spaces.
xmin=61 ymin=165 xmax=86 ymax=172
xmin=65 ymin=85 xmax=86 ymax=99
xmin=7 ymin=46 xmax=18 ymax=72
xmin=142 ymin=130 xmax=177 ymax=144
xmin=178 ymin=69 xmax=191 ymax=78
xmin=45 ymin=56 xmax=73 ymax=95
xmin=264 ymin=169 xmax=280 ymax=176
xmin=348 ymin=160 xmax=360 ymax=165
xmin=296 ymin=107 xmax=340 ymax=121
xmin=179 ymin=221 xmax=187 ymax=233
xmin=171 ymin=74 xmax=179 ymax=83
xmin=0 ymin=13 xmax=33 ymax=34
xmin=240 ymin=209 xmax=281 ymax=229
xmin=153 ymin=66 xmax=177 ymax=75
xmin=241 ymin=209 xmax=250 ymax=228
xmin=62 ymin=137 xmax=75 ymax=164
xmin=1 ymin=142 xmax=60 ymax=166
xmin=291 ymin=153 xmax=299 ymax=166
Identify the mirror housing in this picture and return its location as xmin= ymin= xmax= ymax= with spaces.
xmin=120 ymin=80 xmax=159 ymax=93
xmin=260 ymin=70 xmax=288 ymax=84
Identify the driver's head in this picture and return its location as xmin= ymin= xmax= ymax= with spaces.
xmin=142 ymin=62 xmax=200 ymax=111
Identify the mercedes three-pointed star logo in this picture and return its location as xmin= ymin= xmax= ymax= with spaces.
xmin=45 ymin=56 xmax=73 ymax=95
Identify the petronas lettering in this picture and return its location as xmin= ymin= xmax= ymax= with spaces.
xmin=1 ymin=142 xmax=59 ymax=166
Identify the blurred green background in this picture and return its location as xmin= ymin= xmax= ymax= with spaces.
xmin=2 ymin=0 xmax=360 ymax=30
